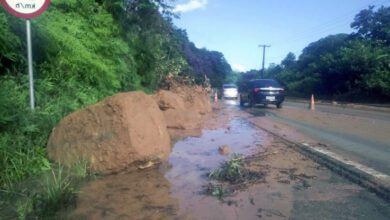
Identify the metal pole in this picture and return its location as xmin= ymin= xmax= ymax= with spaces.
xmin=26 ymin=19 xmax=35 ymax=110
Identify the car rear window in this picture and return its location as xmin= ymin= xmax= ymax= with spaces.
xmin=250 ymin=80 xmax=281 ymax=88
xmin=223 ymin=84 xmax=237 ymax=89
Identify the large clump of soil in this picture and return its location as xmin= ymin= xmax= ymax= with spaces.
xmin=47 ymin=92 xmax=171 ymax=174
xmin=153 ymin=86 xmax=211 ymax=135
xmin=172 ymin=85 xmax=212 ymax=116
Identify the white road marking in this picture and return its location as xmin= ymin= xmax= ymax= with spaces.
xmin=302 ymin=143 xmax=390 ymax=182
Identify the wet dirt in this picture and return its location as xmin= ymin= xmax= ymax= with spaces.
xmin=165 ymin=118 xmax=269 ymax=219
xmin=65 ymin=101 xmax=390 ymax=220
xmin=67 ymin=169 xmax=179 ymax=220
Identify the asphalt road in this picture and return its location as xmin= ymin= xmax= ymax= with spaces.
xmin=244 ymin=100 xmax=390 ymax=176
xmin=285 ymin=101 xmax=390 ymax=122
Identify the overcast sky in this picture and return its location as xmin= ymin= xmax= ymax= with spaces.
xmin=172 ymin=0 xmax=390 ymax=72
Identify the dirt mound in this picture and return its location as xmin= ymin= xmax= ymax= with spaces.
xmin=153 ymin=89 xmax=202 ymax=131
xmin=163 ymin=109 xmax=202 ymax=130
xmin=47 ymin=92 xmax=171 ymax=174
xmin=153 ymin=90 xmax=185 ymax=111
xmin=154 ymin=86 xmax=212 ymax=139
xmin=172 ymin=86 xmax=212 ymax=115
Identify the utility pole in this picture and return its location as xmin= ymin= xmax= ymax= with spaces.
xmin=258 ymin=44 xmax=271 ymax=79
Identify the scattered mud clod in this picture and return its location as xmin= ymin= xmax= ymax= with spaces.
xmin=218 ymin=145 xmax=231 ymax=155
xmin=257 ymin=208 xmax=286 ymax=218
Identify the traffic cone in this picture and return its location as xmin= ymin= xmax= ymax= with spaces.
xmin=309 ymin=94 xmax=315 ymax=111
xmin=214 ymin=91 xmax=218 ymax=103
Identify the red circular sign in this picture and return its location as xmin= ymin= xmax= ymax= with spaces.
xmin=0 ymin=0 xmax=50 ymax=19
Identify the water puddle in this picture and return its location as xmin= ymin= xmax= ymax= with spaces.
xmin=69 ymin=118 xmax=268 ymax=219
xmin=65 ymin=111 xmax=390 ymax=220
xmin=166 ymin=119 xmax=267 ymax=218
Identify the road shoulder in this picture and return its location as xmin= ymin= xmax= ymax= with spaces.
xmin=246 ymin=110 xmax=390 ymax=202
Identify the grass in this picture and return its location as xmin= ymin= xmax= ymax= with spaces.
xmin=0 ymin=163 xmax=88 ymax=219
xmin=209 ymin=154 xmax=244 ymax=183
xmin=71 ymin=159 xmax=90 ymax=178
xmin=0 ymin=79 xmax=92 ymax=218
xmin=18 ymin=165 xmax=76 ymax=219
xmin=0 ymin=133 xmax=52 ymax=190
xmin=205 ymin=154 xmax=243 ymax=200
xmin=38 ymin=165 xmax=76 ymax=212
xmin=205 ymin=154 xmax=266 ymax=200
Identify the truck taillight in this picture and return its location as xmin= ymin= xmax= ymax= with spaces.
xmin=253 ymin=88 xmax=261 ymax=93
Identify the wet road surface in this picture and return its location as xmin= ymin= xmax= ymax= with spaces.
xmin=66 ymin=101 xmax=390 ymax=220
xmin=246 ymin=101 xmax=390 ymax=176
xmin=284 ymin=101 xmax=390 ymax=122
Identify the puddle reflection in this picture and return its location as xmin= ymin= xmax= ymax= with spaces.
xmin=223 ymin=99 xmax=239 ymax=106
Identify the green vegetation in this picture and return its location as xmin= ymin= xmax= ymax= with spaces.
xmin=206 ymin=154 xmax=265 ymax=200
xmin=208 ymin=153 xmax=264 ymax=184
xmin=239 ymin=6 xmax=390 ymax=102
xmin=1 ymin=164 xmax=86 ymax=219
xmin=28 ymin=165 xmax=76 ymax=218
xmin=0 ymin=0 xmax=232 ymax=217
xmin=209 ymin=154 xmax=244 ymax=184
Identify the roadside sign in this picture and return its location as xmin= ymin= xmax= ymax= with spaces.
xmin=0 ymin=0 xmax=50 ymax=19
xmin=1 ymin=0 xmax=50 ymax=110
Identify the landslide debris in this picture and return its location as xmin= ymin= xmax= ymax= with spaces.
xmin=153 ymin=85 xmax=212 ymax=139
xmin=153 ymin=90 xmax=202 ymax=130
xmin=47 ymin=84 xmax=213 ymax=175
xmin=47 ymin=92 xmax=171 ymax=175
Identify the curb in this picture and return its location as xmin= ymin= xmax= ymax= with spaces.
xmin=294 ymin=143 xmax=390 ymax=201
xmin=250 ymin=122 xmax=390 ymax=202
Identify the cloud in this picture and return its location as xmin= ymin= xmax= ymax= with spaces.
xmin=173 ymin=0 xmax=208 ymax=13
xmin=232 ymin=64 xmax=247 ymax=72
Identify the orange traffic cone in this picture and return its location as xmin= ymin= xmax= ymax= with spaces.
xmin=214 ymin=91 xmax=218 ymax=103
xmin=309 ymin=94 xmax=315 ymax=111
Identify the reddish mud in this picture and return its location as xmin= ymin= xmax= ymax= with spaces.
xmin=66 ymin=102 xmax=390 ymax=220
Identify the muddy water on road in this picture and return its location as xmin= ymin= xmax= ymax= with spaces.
xmin=166 ymin=119 xmax=268 ymax=219
xmin=67 ymin=102 xmax=390 ymax=220
xmin=68 ymin=118 xmax=269 ymax=220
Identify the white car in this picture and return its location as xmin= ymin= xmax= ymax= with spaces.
xmin=222 ymin=84 xmax=238 ymax=99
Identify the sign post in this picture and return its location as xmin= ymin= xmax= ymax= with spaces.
xmin=26 ymin=19 xmax=34 ymax=109
xmin=0 ymin=0 xmax=50 ymax=110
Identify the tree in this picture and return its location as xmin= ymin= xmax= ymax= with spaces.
xmin=173 ymin=28 xmax=232 ymax=88
xmin=351 ymin=6 xmax=390 ymax=45
xmin=281 ymin=52 xmax=296 ymax=69
xmin=0 ymin=12 xmax=24 ymax=76
xmin=0 ymin=0 xmax=232 ymax=189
